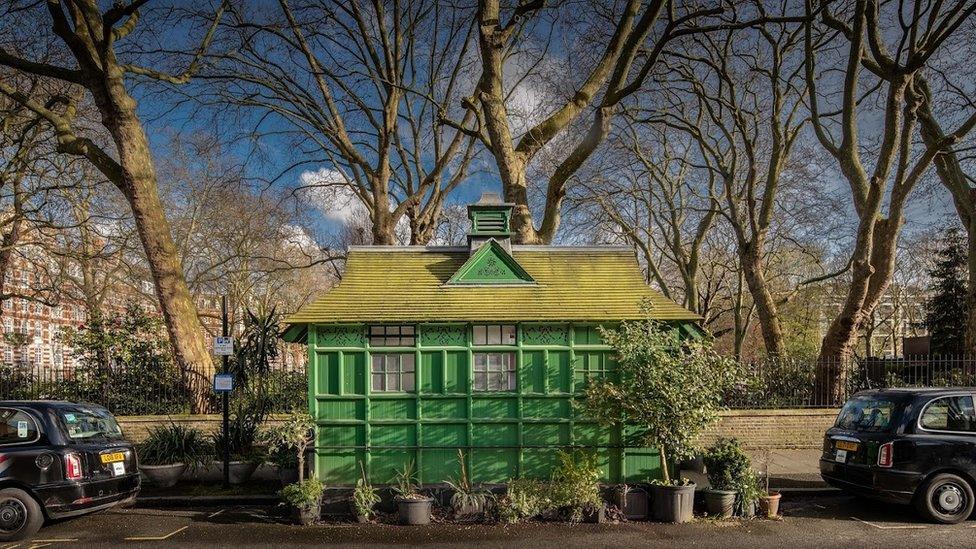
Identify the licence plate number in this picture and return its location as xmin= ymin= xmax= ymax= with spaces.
xmin=835 ymin=440 xmax=858 ymax=452
xmin=835 ymin=449 xmax=848 ymax=463
xmin=100 ymin=452 xmax=125 ymax=464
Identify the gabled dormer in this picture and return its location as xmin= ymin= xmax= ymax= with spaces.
xmin=448 ymin=192 xmax=535 ymax=285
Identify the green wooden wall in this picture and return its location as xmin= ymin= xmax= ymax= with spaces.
xmin=307 ymin=322 xmax=661 ymax=485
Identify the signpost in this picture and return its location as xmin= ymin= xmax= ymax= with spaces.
xmin=214 ymin=296 xmax=234 ymax=488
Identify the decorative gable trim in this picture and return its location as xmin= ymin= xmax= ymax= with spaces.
xmin=447 ymin=239 xmax=536 ymax=285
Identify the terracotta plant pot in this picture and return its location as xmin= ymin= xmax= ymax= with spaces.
xmin=703 ymin=489 xmax=737 ymax=518
xmin=215 ymin=461 xmax=259 ymax=485
xmin=396 ymin=496 xmax=433 ymax=525
xmin=651 ymin=484 xmax=696 ymax=523
xmin=139 ymin=463 xmax=187 ymax=488
xmin=759 ymin=492 xmax=781 ymax=518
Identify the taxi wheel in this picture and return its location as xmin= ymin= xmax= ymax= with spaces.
xmin=0 ymin=488 xmax=44 ymax=542
xmin=915 ymin=473 xmax=975 ymax=524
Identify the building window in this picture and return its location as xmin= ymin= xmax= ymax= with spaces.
xmin=473 ymin=352 xmax=516 ymax=391
xmin=3 ymin=318 xmax=11 ymax=334
xmin=370 ymin=353 xmax=415 ymax=392
xmin=472 ymin=324 xmax=516 ymax=345
xmin=369 ymin=325 xmax=415 ymax=347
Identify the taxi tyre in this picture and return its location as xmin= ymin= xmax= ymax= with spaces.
xmin=914 ymin=473 xmax=975 ymax=525
xmin=0 ymin=487 xmax=44 ymax=542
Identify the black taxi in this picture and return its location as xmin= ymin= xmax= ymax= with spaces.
xmin=0 ymin=401 xmax=140 ymax=541
xmin=821 ymin=388 xmax=976 ymax=524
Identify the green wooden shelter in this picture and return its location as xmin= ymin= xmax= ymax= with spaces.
xmin=282 ymin=193 xmax=701 ymax=485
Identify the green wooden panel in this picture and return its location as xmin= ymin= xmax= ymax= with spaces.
xmin=421 ymin=324 xmax=466 ymax=347
xmin=314 ymin=352 xmax=340 ymax=395
xmin=421 ymin=449 xmax=460 ymax=484
xmin=443 ymin=351 xmax=468 ymax=393
xmin=343 ymin=352 xmax=366 ymax=394
xmin=371 ymin=449 xmax=417 ymax=484
xmin=522 ymin=324 xmax=569 ymax=346
xmin=370 ymin=399 xmax=416 ymax=420
xmin=371 ymin=424 xmax=416 ymax=447
xmin=547 ymin=350 xmax=572 ymax=393
xmin=573 ymin=325 xmax=606 ymax=345
xmin=573 ymin=423 xmax=613 ymax=446
xmin=522 ymin=423 xmax=569 ymax=446
xmin=472 ymin=449 xmax=518 ymax=482
xmin=421 ymin=424 xmax=467 ymax=446
xmin=317 ymin=424 xmax=365 ymax=447
xmin=316 ymin=398 xmax=364 ymax=420
xmin=522 ymin=397 xmax=569 ymax=419
xmin=624 ymin=449 xmax=662 ymax=483
xmin=471 ymin=398 xmax=518 ymax=419
xmin=420 ymin=351 xmax=443 ymax=393
xmin=521 ymin=448 xmax=562 ymax=478
xmin=318 ymin=324 xmax=365 ymax=347
xmin=471 ymin=423 xmax=517 ymax=446
xmin=421 ymin=399 xmax=466 ymax=419
xmin=520 ymin=350 xmax=546 ymax=394
xmin=316 ymin=449 xmax=362 ymax=483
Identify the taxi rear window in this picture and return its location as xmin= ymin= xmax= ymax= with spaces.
xmin=0 ymin=408 xmax=39 ymax=444
xmin=835 ymin=396 xmax=899 ymax=432
xmin=60 ymin=408 xmax=123 ymax=441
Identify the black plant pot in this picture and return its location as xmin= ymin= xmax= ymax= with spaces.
xmin=652 ymin=484 xmax=696 ymax=523
xmin=396 ymin=496 xmax=433 ymax=525
xmin=703 ymin=489 xmax=737 ymax=518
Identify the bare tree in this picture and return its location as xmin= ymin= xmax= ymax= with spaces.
xmin=805 ymin=0 xmax=976 ymax=400
xmin=0 ymin=0 xmax=230 ymax=410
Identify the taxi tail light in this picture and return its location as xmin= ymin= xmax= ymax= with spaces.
xmin=65 ymin=453 xmax=84 ymax=480
xmin=877 ymin=442 xmax=893 ymax=468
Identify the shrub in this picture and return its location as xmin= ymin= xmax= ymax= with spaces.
xmin=281 ymin=478 xmax=325 ymax=511
xmin=445 ymin=450 xmax=492 ymax=515
xmin=352 ymin=464 xmax=380 ymax=520
xmin=703 ymin=438 xmax=751 ymax=491
xmin=137 ymin=424 xmax=212 ymax=467
xmin=496 ymin=479 xmax=551 ymax=523
xmin=257 ymin=412 xmax=314 ymax=479
xmin=391 ymin=460 xmax=424 ymax=499
xmin=549 ymin=450 xmax=602 ymax=522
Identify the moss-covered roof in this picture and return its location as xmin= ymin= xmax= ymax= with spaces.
xmin=285 ymin=245 xmax=699 ymax=327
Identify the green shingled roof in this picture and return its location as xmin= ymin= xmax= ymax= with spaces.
xmin=285 ymin=245 xmax=699 ymax=326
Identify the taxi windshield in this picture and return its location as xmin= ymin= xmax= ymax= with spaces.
xmin=835 ymin=396 xmax=899 ymax=432
xmin=60 ymin=408 xmax=123 ymax=441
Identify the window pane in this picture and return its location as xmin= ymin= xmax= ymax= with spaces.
xmin=371 ymin=355 xmax=385 ymax=373
xmin=474 ymin=353 xmax=487 ymax=371
xmin=474 ymin=372 xmax=487 ymax=391
xmin=921 ymin=396 xmax=976 ymax=432
xmin=371 ymin=374 xmax=385 ymax=391
xmin=401 ymin=325 xmax=415 ymax=335
xmin=402 ymin=373 xmax=415 ymax=392
xmin=370 ymin=326 xmax=384 ymax=336
xmin=0 ymin=409 xmax=38 ymax=444
xmin=488 ymin=354 xmax=502 ymax=371
xmin=402 ymin=354 xmax=415 ymax=372
xmin=387 ymin=373 xmax=400 ymax=392
xmin=507 ymin=371 xmax=516 ymax=390
xmin=474 ymin=325 xmax=487 ymax=345
xmin=487 ymin=325 xmax=501 ymax=344
xmin=502 ymin=325 xmax=516 ymax=344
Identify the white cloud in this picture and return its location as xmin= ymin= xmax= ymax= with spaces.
xmin=299 ymin=167 xmax=364 ymax=223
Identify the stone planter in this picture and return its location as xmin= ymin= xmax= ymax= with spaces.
xmin=215 ymin=461 xmax=259 ymax=485
xmin=139 ymin=463 xmax=187 ymax=488
xmin=703 ymin=489 xmax=737 ymax=518
xmin=396 ymin=496 xmax=433 ymax=525
xmin=759 ymin=492 xmax=781 ymax=518
xmin=652 ymin=484 xmax=696 ymax=523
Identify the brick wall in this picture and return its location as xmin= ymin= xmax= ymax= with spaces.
xmin=119 ymin=409 xmax=840 ymax=449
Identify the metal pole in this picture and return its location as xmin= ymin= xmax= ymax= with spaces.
xmin=222 ymin=295 xmax=230 ymax=489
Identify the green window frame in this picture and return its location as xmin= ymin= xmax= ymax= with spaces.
xmin=473 ymin=352 xmax=516 ymax=391
xmin=472 ymin=324 xmax=516 ymax=346
xmin=369 ymin=325 xmax=415 ymax=347
xmin=371 ymin=353 xmax=415 ymax=392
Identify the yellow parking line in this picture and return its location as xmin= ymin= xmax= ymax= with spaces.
xmin=124 ymin=526 xmax=189 ymax=541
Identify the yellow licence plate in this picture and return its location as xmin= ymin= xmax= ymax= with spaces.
xmin=100 ymin=452 xmax=125 ymax=464
xmin=835 ymin=440 xmax=858 ymax=452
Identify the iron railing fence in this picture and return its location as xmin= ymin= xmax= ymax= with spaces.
xmin=725 ymin=355 xmax=976 ymax=409
xmin=0 ymin=362 xmax=307 ymax=416
xmin=5 ymin=355 xmax=975 ymax=415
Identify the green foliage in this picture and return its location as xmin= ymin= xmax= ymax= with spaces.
xmin=495 ymin=451 xmax=603 ymax=523
xmin=703 ymin=438 xmax=751 ymax=491
xmin=445 ymin=450 xmax=492 ymax=514
xmin=738 ymin=469 xmax=763 ymax=507
xmin=352 ymin=463 xmax=380 ymax=519
xmin=62 ymin=303 xmax=173 ymax=370
xmin=258 ymin=412 xmax=314 ymax=473
xmin=580 ymin=302 xmax=742 ymax=482
xmin=280 ymin=477 xmax=324 ymax=510
xmin=924 ymin=227 xmax=968 ymax=356
xmin=392 ymin=460 xmax=423 ymax=499
xmin=137 ymin=424 xmax=212 ymax=467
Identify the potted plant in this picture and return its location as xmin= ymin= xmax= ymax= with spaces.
xmin=137 ymin=424 xmax=211 ymax=488
xmin=737 ymin=469 xmax=762 ymax=518
xmin=258 ymin=412 xmax=315 ymax=486
xmin=281 ymin=477 xmax=324 ymax=526
xmin=702 ymin=438 xmax=751 ymax=518
xmin=212 ymin=413 xmax=264 ymax=485
xmin=614 ymin=484 xmax=649 ymax=521
xmin=549 ymin=450 xmax=604 ymax=523
xmin=351 ymin=462 xmax=380 ymax=523
xmin=578 ymin=301 xmax=741 ymax=524
xmin=392 ymin=460 xmax=432 ymax=525
xmin=757 ymin=448 xmax=781 ymax=518
xmin=445 ymin=450 xmax=492 ymax=519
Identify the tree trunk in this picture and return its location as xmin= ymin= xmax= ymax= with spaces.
xmin=740 ymin=242 xmax=786 ymax=357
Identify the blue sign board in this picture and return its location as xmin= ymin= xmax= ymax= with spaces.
xmin=213 ymin=374 xmax=234 ymax=393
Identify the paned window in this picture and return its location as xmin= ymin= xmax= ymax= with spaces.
xmin=369 ymin=325 xmax=415 ymax=347
xmin=473 ymin=352 xmax=516 ymax=391
xmin=472 ymin=324 xmax=516 ymax=345
xmin=920 ymin=395 xmax=976 ymax=432
xmin=371 ymin=353 xmax=415 ymax=392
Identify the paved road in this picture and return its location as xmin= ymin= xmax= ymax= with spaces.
xmin=11 ymin=495 xmax=976 ymax=548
